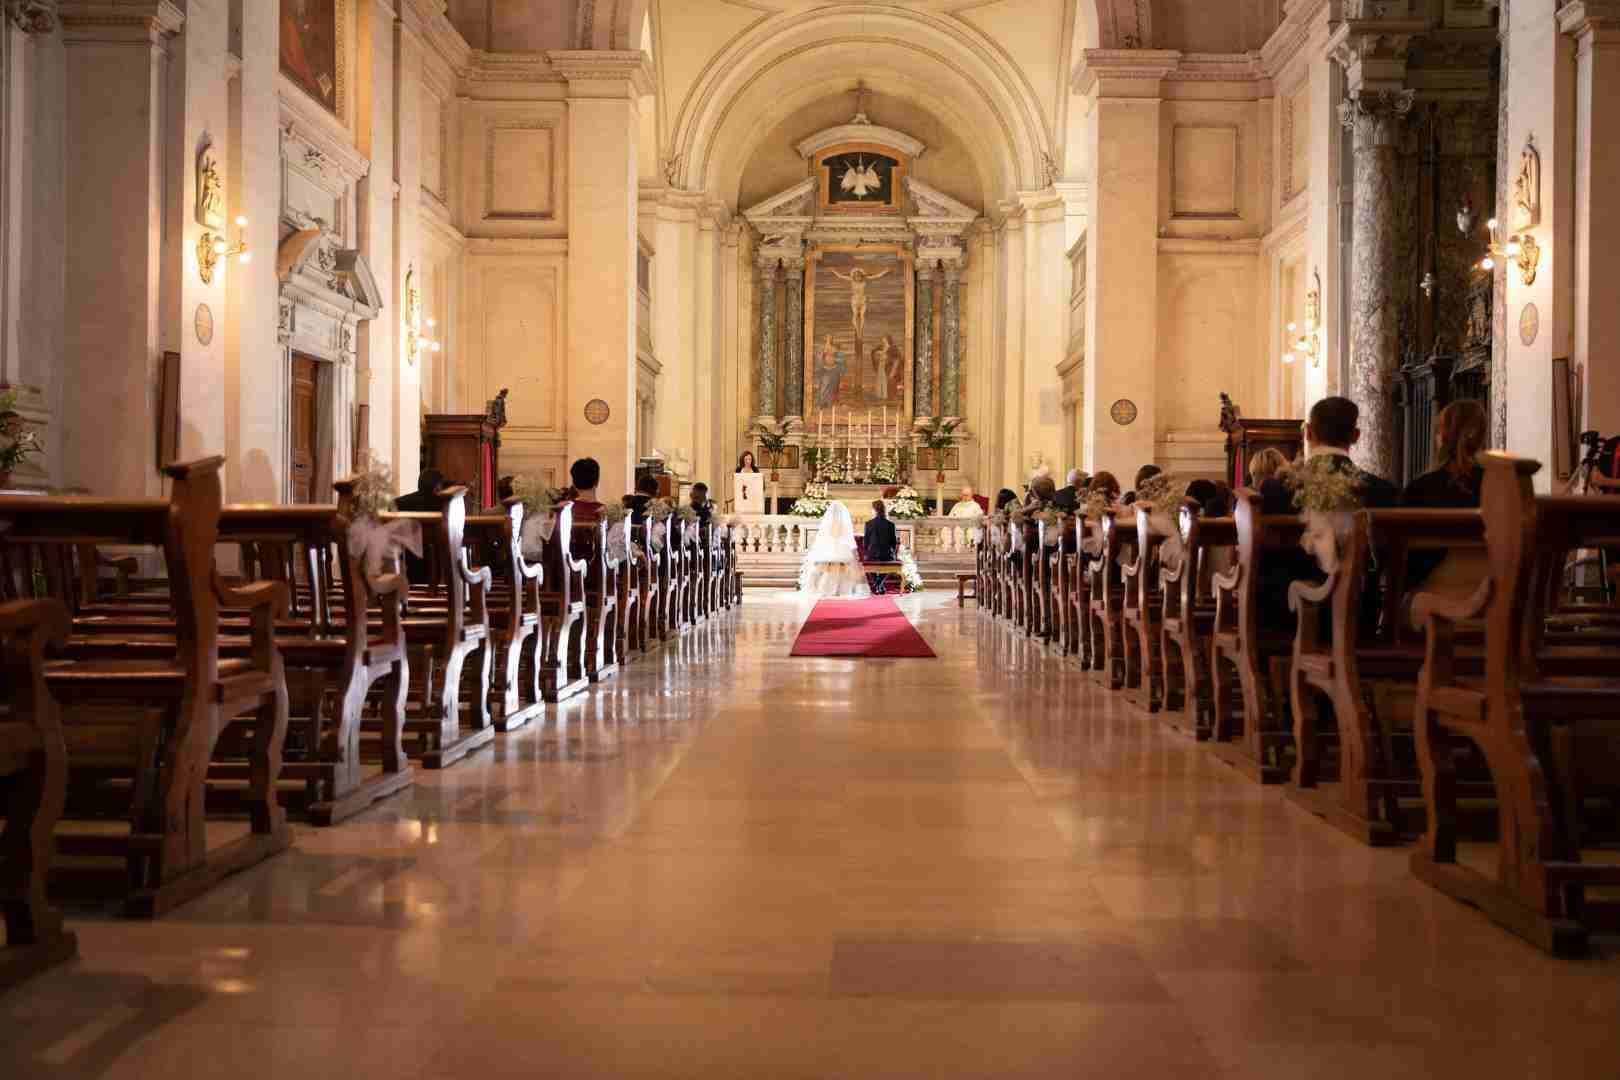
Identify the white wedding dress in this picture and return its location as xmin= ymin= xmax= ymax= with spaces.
xmin=798 ymin=501 xmax=870 ymax=597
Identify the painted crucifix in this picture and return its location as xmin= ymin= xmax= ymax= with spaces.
xmin=827 ymin=265 xmax=892 ymax=346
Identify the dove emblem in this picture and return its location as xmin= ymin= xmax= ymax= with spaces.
xmin=839 ymin=157 xmax=883 ymax=199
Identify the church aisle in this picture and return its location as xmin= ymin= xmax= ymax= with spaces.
xmin=4 ymin=593 xmax=1616 ymax=1079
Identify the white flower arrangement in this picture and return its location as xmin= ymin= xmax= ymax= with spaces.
xmin=1135 ymin=471 xmax=1187 ymax=507
xmin=1281 ymin=456 xmax=1364 ymax=573
xmin=510 ymin=474 xmax=567 ymax=516
xmin=1078 ymin=489 xmax=1115 ymax=520
xmin=897 ymin=546 xmax=923 ymax=593
xmin=869 ymin=451 xmax=899 ymax=484
xmin=817 ymin=455 xmax=857 ymax=484
xmin=790 ymin=480 xmax=832 ymax=517
xmin=884 ymin=485 xmax=926 ymax=519
xmin=347 ymin=453 xmax=398 ymax=519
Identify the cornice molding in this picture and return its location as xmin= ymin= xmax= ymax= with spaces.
xmin=58 ymin=0 xmax=182 ymax=42
xmin=1558 ymin=0 xmax=1620 ymax=38
xmin=795 ymin=123 xmax=926 ymax=162
xmin=464 ymin=51 xmax=566 ymax=86
xmin=1170 ymin=52 xmax=1269 ymax=86
xmin=545 ymin=50 xmax=655 ymax=97
xmin=1072 ymin=49 xmax=1182 ymax=97
xmin=1260 ymin=0 xmax=1330 ymax=75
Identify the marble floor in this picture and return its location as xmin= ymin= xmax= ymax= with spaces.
xmin=4 ymin=592 xmax=1618 ymax=1079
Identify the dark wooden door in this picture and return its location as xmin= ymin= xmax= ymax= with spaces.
xmin=290 ymin=356 xmax=319 ymax=503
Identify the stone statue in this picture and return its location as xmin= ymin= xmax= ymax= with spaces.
xmin=828 ymin=265 xmax=891 ymax=343
xmin=196 ymin=141 xmax=225 ymax=229
xmin=1513 ymin=135 xmax=1541 ymax=231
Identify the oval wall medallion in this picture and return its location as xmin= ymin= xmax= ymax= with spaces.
xmin=194 ymin=303 xmax=215 ymax=346
xmin=1109 ymin=399 xmax=1138 ymax=427
xmin=1519 ymin=302 xmax=1540 ymax=347
xmin=583 ymin=398 xmax=611 ymax=426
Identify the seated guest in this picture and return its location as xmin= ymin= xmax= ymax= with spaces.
xmin=1184 ymin=478 xmax=1221 ymax=515
xmin=1131 ymin=463 xmax=1162 ymax=498
xmin=1024 ymin=473 xmax=1057 ymax=510
xmin=568 ymin=457 xmax=603 ymax=520
xmin=949 ymin=485 xmax=986 ymax=518
xmin=1053 ymin=469 xmax=1086 ymax=512
xmin=1088 ymin=471 xmax=1121 ymax=507
xmin=497 ymin=475 xmax=515 ymax=502
xmin=393 ymin=468 xmax=444 ymax=585
xmin=863 ymin=500 xmax=900 ymax=595
xmin=1402 ymin=399 xmax=1490 ymax=590
xmin=994 ymin=488 xmax=1019 ymax=513
xmin=624 ymin=473 xmax=660 ymax=524
xmin=1247 ymin=447 xmax=1289 ymax=488
xmin=690 ymin=482 xmax=712 ymax=525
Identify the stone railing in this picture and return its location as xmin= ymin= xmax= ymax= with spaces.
xmin=729 ymin=515 xmax=981 ymax=556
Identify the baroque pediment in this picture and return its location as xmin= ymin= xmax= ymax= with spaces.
xmin=795 ymin=124 xmax=926 ymax=162
xmin=277 ymin=214 xmax=382 ymax=318
xmin=905 ymin=178 xmax=978 ymax=222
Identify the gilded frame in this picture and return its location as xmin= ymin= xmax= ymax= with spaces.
xmin=802 ymin=243 xmax=915 ymax=427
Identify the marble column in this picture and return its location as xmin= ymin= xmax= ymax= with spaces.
xmin=1340 ymin=88 xmax=1413 ymax=478
xmin=783 ymin=259 xmax=804 ymax=416
xmin=914 ymin=262 xmax=935 ymax=418
xmin=754 ymin=259 xmax=778 ymax=418
xmin=941 ymin=265 xmax=961 ymax=417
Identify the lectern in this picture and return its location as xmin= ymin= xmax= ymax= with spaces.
xmin=734 ymin=472 xmax=764 ymax=514
xmin=422 ymin=390 xmax=508 ymax=509
xmin=1219 ymin=393 xmax=1303 ymax=488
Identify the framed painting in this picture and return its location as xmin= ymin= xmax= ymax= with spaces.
xmin=803 ymin=245 xmax=914 ymax=422
xmin=281 ymin=0 xmax=339 ymax=114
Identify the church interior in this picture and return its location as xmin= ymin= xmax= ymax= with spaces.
xmin=2 ymin=0 xmax=1620 ymax=1075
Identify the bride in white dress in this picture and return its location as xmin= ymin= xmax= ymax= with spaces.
xmin=798 ymin=501 xmax=870 ymax=597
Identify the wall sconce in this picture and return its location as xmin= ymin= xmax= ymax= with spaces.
xmin=197 ymin=215 xmax=251 ymax=284
xmin=1478 ymin=217 xmax=1540 ymax=285
xmin=1285 ymin=268 xmax=1323 ymax=368
xmin=403 ymin=264 xmax=442 ymax=365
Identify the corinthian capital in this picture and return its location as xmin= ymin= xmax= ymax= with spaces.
xmin=1338 ymin=89 xmax=1415 ymax=147
xmin=6 ymin=0 xmax=57 ymax=33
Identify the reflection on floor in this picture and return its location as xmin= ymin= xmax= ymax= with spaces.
xmin=4 ymin=591 xmax=1617 ymax=1079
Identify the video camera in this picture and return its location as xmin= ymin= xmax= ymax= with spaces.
xmin=1579 ymin=430 xmax=1620 ymax=478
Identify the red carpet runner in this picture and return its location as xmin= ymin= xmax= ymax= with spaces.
xmin=789 ymin=596 xmax=937 ymax=658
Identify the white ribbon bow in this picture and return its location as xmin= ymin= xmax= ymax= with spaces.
xmin=607 ymin=522 xmax=629 ymax=564
xmin=520 ymin=510 xmax=557 ymax=561
xmin=349 ymin=517 xmax=423 ymax=576
xmin=650 ymin=521 xmax=666 ymax=550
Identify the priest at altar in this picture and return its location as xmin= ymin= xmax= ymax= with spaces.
xmin=949 ymin=485 xmax=987 ymax=517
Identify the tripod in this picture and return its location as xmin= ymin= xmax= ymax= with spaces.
xmin=1565 ymin=431 xmax=1617 ymax=604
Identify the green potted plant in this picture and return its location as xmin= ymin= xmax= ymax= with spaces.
xmin=915 ymin=417 xmax=963 ymax=486
xmin=751 ymin=417 xmax=798 ymax=481
xmin=0 ymin=386 xmax=42 ymax=489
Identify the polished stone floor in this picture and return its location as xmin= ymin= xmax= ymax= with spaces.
xmin=5 ymin=592 xmax=1618 ymax=1079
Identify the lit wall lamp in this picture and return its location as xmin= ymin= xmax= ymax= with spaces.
xmin=197 ymin=215 xmax=251 ymax=285
xmin=403 ymin=265 xmax=443 ymax=365
xmin=1284 ymin=268 xmax=1323 ymax=368
xmin=1478 ymin=216 xmax=1539 ymax=285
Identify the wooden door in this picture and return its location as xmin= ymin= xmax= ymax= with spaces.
xmin=290 ymin=356 xmax=320 ymax=503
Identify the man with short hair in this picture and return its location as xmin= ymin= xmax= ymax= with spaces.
xmin=624 ymin=473 xmax=660 ymax=524
xmin=568 ymin=457 xmax=603 ymax=521
xmin=393 ymin=468 xmax=445 ymax=584
xmin=689 ymin=482 xmax=712 ymax=525
xmin=949 ymin=484 xmax=985 ymax=519
xmin=1259 ymin=396 xmax=1396 ymax=515
xmin=1053 ymin=468 xmax=1085 ymax=513
xmin=863 ymin=499 xmax=899 ymax=594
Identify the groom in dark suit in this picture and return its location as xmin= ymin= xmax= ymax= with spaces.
xmin=863 ymin=500 xmax=899 ymax=595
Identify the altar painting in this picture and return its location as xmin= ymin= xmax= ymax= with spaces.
xmin=804 ymin=247 xmax=912 ymax=417
xmin=281 ymin=0 xmax=338 ymax=114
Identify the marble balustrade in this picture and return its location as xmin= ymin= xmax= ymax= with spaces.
xmin=729 ymin=515 xmax=981 ymax=556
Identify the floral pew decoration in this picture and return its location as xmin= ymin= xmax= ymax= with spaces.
xmin=347 ymin=455 xmax=423 ymax=573
xmin=511 ymin=475 xmax=569 ymax=561
xmin=1280 ymin=456 xmax=1362 ymax=573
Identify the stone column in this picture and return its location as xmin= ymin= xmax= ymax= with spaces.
xmin=754 ymin=258 xmax=778 ymax=418
xmin=914 ymin=261 xmax=935 ymax=417
xmin=941 ymin=265 xmax=961 ymax=417
xmin=782 ymin=259 xmax=805 ymax=417
xmin=1340 ymin=88 xmax=1413 ymax=478
xmin=549 ymin=51 xmax=652 ymax=492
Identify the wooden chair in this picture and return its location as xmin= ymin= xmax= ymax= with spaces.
xmin=1122 ymin=504 xmax=1173 ymax=712
xmin=1209 ymin=490 xmax=1304 ymax=783
xmin=537 ymin=502 xmax=589 ymax=702
xmin=1085 ymin=510 xmax=1129 ymax=690
xmin=380 ymin=485 xmax=496 ymax=768
xmin=0 ymin=598 xmax=77 ymax=990
xmin=1287 ymin=508 xmax=1487 ymax=845
xmin=1160 ymin=503 xmax=1236 ymax=740
xmin=1410 ymin=453 xmax=1620 ymax=954
xmin=0 ymin=456 xmax=292 ymax=916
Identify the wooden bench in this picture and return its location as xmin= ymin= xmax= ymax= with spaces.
xmin=0 ymin=456 xmax=292 ymax=916
xmin=1085 ymin=510 xmax=1129 ymax=690
xmin=536 ymin=502 xmax=589 ymax=702
xmin=1410 ymin=452 xmax=1620 ymax=954
xmin=1287 ymin=508 xmax=1488 ymax=845
xmin=375 ymin=485 xmax=495 ymax=769
xmin=1209 ymin=490 xmax=1305 ymax=783
xmin=570 ymin=515 xmax=619 ymax=683
xmin=1160 ymin=503 xmax=1237 ymax=740
xmin=0 ymin=598 xmax=77 ymax=990
xmin=1072 ymin=518 xmax=1101 ymax=672
xmin=1122 ymin=503 xmax=1175 ymax=712
xmin=465 ymin=500 xmax=545 ymax=733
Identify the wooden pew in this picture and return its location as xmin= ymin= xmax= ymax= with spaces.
xmin=377 ymin=485 xmax=496 ymax=769
xmin=1209 ymin=490 xmax=1305 ymax=783
xmin=0 ymin=456 xmax=292 ymax=916
xmin=1287 ymin=508 xmax=1487 ymax=845
xmin=1160 ymin=503 xmax=1237 ymax=740
xmin=1410 ymin=453 xmax=1620 ymax=954
xmin=1085 ymin=509 xmax=1129 ymax=690
xmin=617 ymin=521 xmax=644 ymax=662
xmin=640 ymin=519 xmax=672 ymax=647
xmin=0 ymin=598 xmax=77 ymax=990
xmin=537 ymin=502 xmax=589 ymax=702
xmin=1037 ymin=517 xmax=1062 ymax=646
xmin=1072 ymin=518 xmax=1100 ymax=672
xmin=1122 ymin=503 xmax=1174 ymax=712
xmin=465 ymin=501 xmax=545 ymax=733
xmin=570 ymin=516 xmax=619 ymax=683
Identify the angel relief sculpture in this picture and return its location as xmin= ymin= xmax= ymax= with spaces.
xmin=840 ymin=157 xmax=884 ymax=200
xmin=1513 ymin=135 xmax=1541 ymax=231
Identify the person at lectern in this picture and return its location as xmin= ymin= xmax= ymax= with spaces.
xmin=863 ymin=500 xmax=899 ymax=596
xmin=736 ymin=451 xmax=760 ymax=473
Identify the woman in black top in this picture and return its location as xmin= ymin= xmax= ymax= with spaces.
xmin=1401 ymin=398 xmax=1488 ymax=586
xmin=736 ymin=451 xmax=760 ymax=473
xmin=994 ymin=488 xmax=1019 ymax=513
